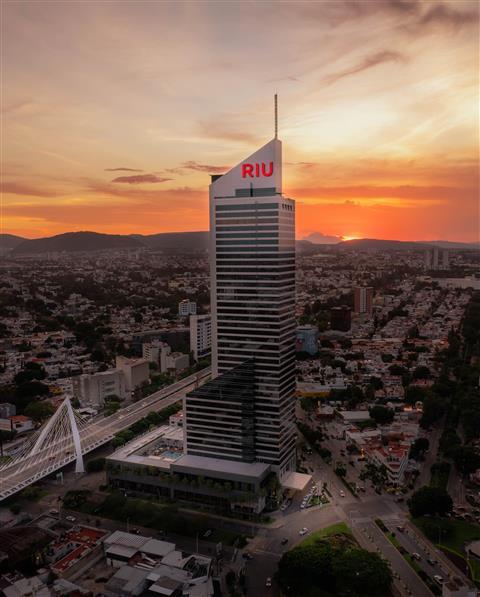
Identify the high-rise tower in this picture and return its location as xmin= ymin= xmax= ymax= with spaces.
xmin=185 ymin=137 xmax=297 ymax=477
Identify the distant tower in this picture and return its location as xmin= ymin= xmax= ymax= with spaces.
xmin=432 ymin=247 xmax=439 ymax=270
xmin=442 ymin=249 xmax=450 ymax=270
xmin=354 ymin=287 xmax=373 ymax=316
xmin=424 ymin=250 xmax=432 ymax=270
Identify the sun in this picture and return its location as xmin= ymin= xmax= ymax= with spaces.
xmin=342 ymin=235 xmax=360 ymax=241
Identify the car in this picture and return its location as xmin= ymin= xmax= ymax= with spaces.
xmin=300 ymin=503 xmax=306 ymax=509
xmin=265 ymin=577 xmax=272 ymax=587
xmin=396 ymin=525 xmax=405 ymax=532
xmin=427 ymin=558 xmax=436 ymax=565
xmin=49 ymin=509 xmax=59 ymax=515
xmin=66 ymin=515 xmax=76 ymax=522
xmin=203 ymin=529 xmax=212 ymax=538
xmin=412 ymin=553 xmax=421 ymax=561
xmin=281 ymin=538 xmax=288 ymax=545
xmin=340 ymin=490 xmax=346 ymax=497
xmin=299 ymin=527 xmax=308 ymax=536
xmin=433 ymin=575 xmax=444 ymax=585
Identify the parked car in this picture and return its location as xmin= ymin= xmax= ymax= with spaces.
xmin=65 ymin=515 xmax=76 ymax=522
xmin=281 ymin=538 xmax=288 ymax=545
xmin=299 ymin=527 xmax=308 ymax=536
xmin=49 ymin=509 xmax=59 ymax=516
xmin=265 ymin=577 xmax=272 ymax=587
xmin=433 ymin=575 xmax=444 ymax=585
xmin=412 ymin=553 xmax=421 ymax=561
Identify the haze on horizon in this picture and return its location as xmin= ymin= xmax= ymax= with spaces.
xmin=2 ymin=0 xmax=479 ymax=242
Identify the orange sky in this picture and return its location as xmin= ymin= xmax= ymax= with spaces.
xmin=2 ymin=1 xmax=479 ymax=241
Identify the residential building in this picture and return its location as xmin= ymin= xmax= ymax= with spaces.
xmin=0 ymin=403 xmax=16 ymax=418
xmin=115 ymin=356 xmax=150 ymax=392
xmin=331 ymin=306 xmax=351 ymax=331
xmin=296 ymin=325 xmax=319 ymax=355
xmin=9 ymin=415 xmax=34 ymax=434
xmin=72 ymin=369 xmax=127 ymax=408
xmin=189 ymin=314 xmax=212 ymax=361
xmin=354 ymin=287 xmax=373 ymax=315
xmin=178 ymin=299 xmax=197 ymax=317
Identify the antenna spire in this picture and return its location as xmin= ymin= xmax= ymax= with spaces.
xmin=274 ymin=93 xmax=278 ymax=139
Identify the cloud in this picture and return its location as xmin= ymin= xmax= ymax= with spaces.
xmin=181 ymin=161 xmax=229 ymax=174
xmin=323 ymin=50 xmax=408 ymax=85
xmin=418 ymin=3 xmax=479 ymax=30
xmin=197 ymin=120 xmax=260 ymax=144
xmin=105 ymin=167 xmax=144 ymax=172
xmin=290 ymin=184 xmax=476 ymax=204
xmin=303 ymin=231 xmax=342 ymax=244
xmin=111 ymin=174 xmax=173 ymax=184
xmin=1 ymin=181 xmax=62 ymax=197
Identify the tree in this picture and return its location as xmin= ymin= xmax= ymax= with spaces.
xmin=407 ymin=486 xmax=453 ymax=518
xmin=276 ymin=542 xmax=335 ymax=596
xmin=369 ymin=405 xmax=394 ymax=425
xmin=14 ymin=362 xmax=46 ymax=385
xmin=452 ymin=445 xmax=480 ymax=476
xmin=86 ymin=457 xmax=106 ymax=473
xmin=333 ymin=549 xmax=392 ymax=597
xmin=24 ymin=401 xmax=54 ymax=421
xmin=409 ymin=437 xmax=430 ymax=460
xmin=413 ymin=366 xmax=430 ymax=380
xmin=420 ymin=394 xmax=446 ymax=429
xmin=335 ymin=463 xmax=347 ymax=478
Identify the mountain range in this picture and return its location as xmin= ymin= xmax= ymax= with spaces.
xmin=1 ymin=231 xmax=478 ymax=255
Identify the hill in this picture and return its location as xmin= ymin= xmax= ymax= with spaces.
xmin=0 ymin=234 xmax=26 ymax=249
xmin=335 ymin=238 xmax=433 ymax=251
xmin=135 ymin=231 xmax=209 ymax=252
xmin=12 ymin=231 xmax=144 ymax=254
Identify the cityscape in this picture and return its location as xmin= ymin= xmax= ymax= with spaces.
xmin=1 ymin=2 xmax=479 ymax=597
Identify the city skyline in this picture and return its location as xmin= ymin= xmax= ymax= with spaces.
xmin=2 ymin=1 xmax=479 ymax=242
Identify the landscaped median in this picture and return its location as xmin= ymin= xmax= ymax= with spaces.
xmin=413 ymin=516 xmax=480 ymax=588
xmin=374 ymin=519 xmax=441 ymax=595
xmin=276 ymin=522 xmax=393 ymax=597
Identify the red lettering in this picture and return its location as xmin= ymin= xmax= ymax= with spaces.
xmin=242 ymin=163 xmax=254 ymax=178
xmin=241 ymin=162 xmax=274 ymax=178
xmin=262 ymin=161 xmax=274 ymax=177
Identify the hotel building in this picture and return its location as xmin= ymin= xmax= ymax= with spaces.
xmin=107 ymin=135 xmax=307 ymax=515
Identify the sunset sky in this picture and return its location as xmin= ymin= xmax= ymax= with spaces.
xmin=2 ymin=0 xmax=479 ymax=241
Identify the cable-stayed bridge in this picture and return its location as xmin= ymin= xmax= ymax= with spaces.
xmin=0 ymin=367 xmax=210 ymax=501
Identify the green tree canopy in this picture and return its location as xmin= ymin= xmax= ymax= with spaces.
xmin=333 ymin=548 xmax=392 ymax=597
xmin=407 ymin=486 xmax=453 ymax=518
xmin=369 ymin=405 xmax=394 ymax=425
xmin=24 ymin=400 xmax=54 ymax=421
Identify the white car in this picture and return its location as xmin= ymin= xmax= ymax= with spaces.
xmin=299 ymin=527 xmax=308 ymax=536
xmin=66 ymin=515 xmax=76 ymax=522
xmin=265 ymin=577 xmax=272 ymax=587
xmin=340 ymin=490 xmax=346 ymax=497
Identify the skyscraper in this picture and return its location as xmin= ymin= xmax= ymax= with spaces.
xmin=185 ymin=136 xmax=297 ymax=477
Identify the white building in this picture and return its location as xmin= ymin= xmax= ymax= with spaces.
xmin=115 ymin=356 xmax=150 ymax=392
xmin=142 ymin=340 xmax=163 ymax=364
xmin=185 ymin=134 xmax=298 ymax=478
xmin=72 ymin=369 xmax=127 ymax=408
xmin=178 ymin=299 xmax=197 ymax=317
xmin=189 ymin=314 xmax=212 ymax=361
xmin=158 ymin=344 xmax=189 ymax=374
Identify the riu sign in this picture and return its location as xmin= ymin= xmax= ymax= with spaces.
xmin=241 ymin=162 xmax=274 ymax=178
